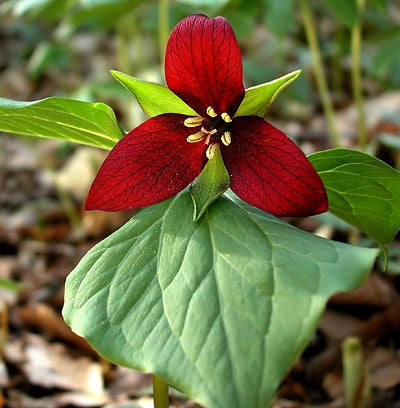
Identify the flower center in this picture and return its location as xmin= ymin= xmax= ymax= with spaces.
xmin=184 ymin=106 xmax=232 ymax=159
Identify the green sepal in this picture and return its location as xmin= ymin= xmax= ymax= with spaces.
xmin=110 ymin=70 xmax=197 ymax=117
xmin=0 ymin=96 xmax=123 ymax=150
xmin=309 ymin=148 xmax=400 ymax=246
xmin=235 ymin=70 xmax=301 ymax=117
xmin=190 ymin=144 xmax=230 ymax=221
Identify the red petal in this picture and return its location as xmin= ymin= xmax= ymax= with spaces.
xmin=165 ymin=14 xmax=244 ymax=117
xmin=222 ymin=117 xmax=328 ymax=217
xmin=85 ymin=114 xmax=207 ymax=211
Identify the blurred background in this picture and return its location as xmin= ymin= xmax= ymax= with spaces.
xmin=0 ymin=0 xmax=400 ymax=407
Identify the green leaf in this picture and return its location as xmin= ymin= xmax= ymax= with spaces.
xmin=111 ymin=70 xmax=197 ymax=117
xmin=235 ymin=70 xmax=301 ymax=117
xmin=1 ymin=0 xmax=70 ymax=21
xmin=322 ymin=0 xmax=358 ymax=28
xmin=309 ymin=148 xmax=400 ymax=246
xmin=264 ymin=0 xmax=294 ymax=39
xmin=0 ymin=97 xmax=123 ymax=150
xmin=370 ymin=29 xmax=400 ymax=80
xmin=69 ymin=0 xmax=142 ymax=27
xmin=190 ymin=144 xmax=230 ymax=221
xmin=63 ymin=191 xmax=378 ymax=408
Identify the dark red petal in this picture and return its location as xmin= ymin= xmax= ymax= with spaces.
xmin=165 ymin=14 xmax=244 ymax=117
xmin=222 ymin=117 xmax=328 ymax=217
xmin=85 ymin=114 xmax=207 ymax=211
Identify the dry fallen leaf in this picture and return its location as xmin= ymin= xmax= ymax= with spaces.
xmin=15 ymin=302 xmax=95 ymax=355
xmin=22 ymin=334 xmax=108 ymax=403
xmin=330 ymin=273 xmax=400 ymax=309
xmin=7 ymin=389 xmax=109 ymax=408
xmin=50 ymin=147 xmax=105 ymax=202
xmin=319 ymin=310 xmax=364 ymax=343
xmin=368 ymin=347 xmax=400 ymax=390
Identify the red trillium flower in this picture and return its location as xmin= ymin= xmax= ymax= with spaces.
xmin=86 ymin=14 xmax=328 ymax=217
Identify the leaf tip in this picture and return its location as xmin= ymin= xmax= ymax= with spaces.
xmin=110 ymin=69 xmax=123 ymax=82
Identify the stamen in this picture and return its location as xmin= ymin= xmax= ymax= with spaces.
xmin=187 ymin=131 xmax=206 ymax=143
xmin=221 ymin=112 xmax=232 ymax=123
xmin=184 ymin=116 xmax=204 ymax=127
xmin=206 ymin=106 xmax=218 ymax=118
xmin=221 ymin=131 xmax=231 ymax=146
xmin=206 ymin=143 xmax=218 ymax=159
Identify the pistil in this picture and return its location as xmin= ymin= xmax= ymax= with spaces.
xmin=184 ymin=106 xmax=233 ymax=157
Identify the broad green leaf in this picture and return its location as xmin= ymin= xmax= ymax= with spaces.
xmin=64 ymin=191 xmax=378 ymax=408
xmin=1 ymin=0 xmax=69 ymax=21
xmin=264 ymin=0 xmax=294 ymax=39
xmin=0 ymin=97 xmax=123 ymax=150
xmin=190 ymin=144 xmax=230 ymax=221
xmin=370 ymin=29 xmax=400 ymax=81
xmin=69 ymin=0 xmax=142 ymax=27
xmin=235 ymin=70 xmax=301 ymax=117
xmin=309 ymin=148 xmax=400 ymax=245
xmin=322 ymin=0 xmax=358 ymax=28
xmin=111 ymin=70 xmax=197 ymax=117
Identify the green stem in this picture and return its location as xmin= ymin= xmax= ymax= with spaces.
xmin=116 ymin=17 xmax=131 ymax=74
xmin=342 ymin=336 xmax=371 ymax=408
xmin=153 ymin=375 xmax=169 ymax=408
xmin=158 ymin=0 xmax=169 ymax=66
xmin=300 ymin=0 xmax=340 ymax=147
xmin=351 ymin=0 xmax=367 ymax=150
xmin=331 ymin=25 xmax=344 ymax=95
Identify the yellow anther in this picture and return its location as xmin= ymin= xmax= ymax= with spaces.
xmin=221 ymin=112 xmax=232 ymax=123
xmin=221 ymin=131 xmax=231 ymax=146
xmin=184 ymin=116 xmax=204 ymax=127
xmin=206 ymin=106 xmax=218 ymax=118
xmin=187 ymin=131 xmax=206 ymax=143
xmin=206 ymin=143 xmax=219 ymax=159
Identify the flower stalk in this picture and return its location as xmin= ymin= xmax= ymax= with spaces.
xmin=300 ymin=0 xmax=340 ymax=148
xmin=153 ymin=375 xmax=169 ymax=408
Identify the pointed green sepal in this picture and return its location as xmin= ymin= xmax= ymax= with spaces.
xmin=190 ymin=145 xmax=230 ymax=221
xmin=235 ymin=70 xmax=301 ymax=118
xmin=110 ymin=70 xmax=197 ymax=117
